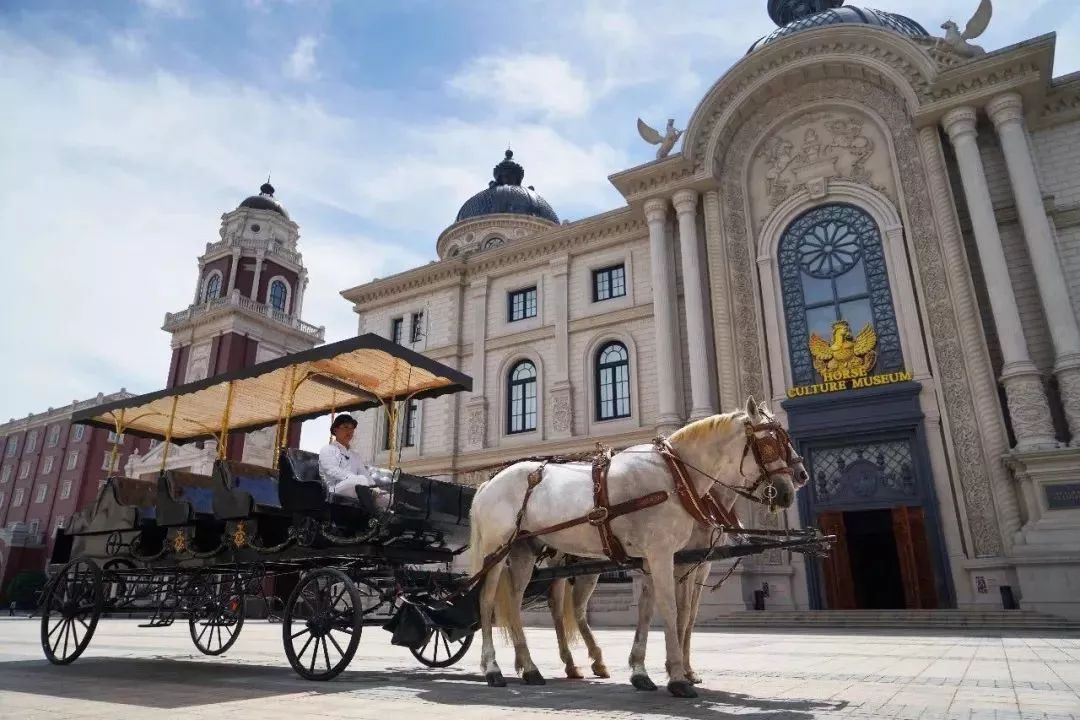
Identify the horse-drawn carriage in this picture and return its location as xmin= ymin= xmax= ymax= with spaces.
xmin=41 ymin=334 xmax=481 ymax=679
xmin=39 ymin=332 xmax=834 ymax=691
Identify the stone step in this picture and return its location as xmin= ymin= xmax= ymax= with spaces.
xmin=698 ymin=609 xmax=1080 ymax=632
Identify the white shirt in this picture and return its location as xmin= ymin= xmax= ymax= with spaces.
xmin=318 ymin=439 xmax=374 ymax=490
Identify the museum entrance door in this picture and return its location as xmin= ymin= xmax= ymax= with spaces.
xmin=818 ymin=505 xmax=938 ymax=609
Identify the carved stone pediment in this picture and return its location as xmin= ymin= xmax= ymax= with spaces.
xmin=750 ymin=110 xmax=894 ymax=227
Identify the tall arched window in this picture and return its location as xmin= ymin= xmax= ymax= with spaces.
xmin=595 ymin=342 xmax=631 ymax=420
xmin=269 ymin=279 xmax=289 ymax=313
xmin=507 ymin=360 xmax=537 ymax=434
xmin=202 ymin=272 xmax=222 ymax=303
xmin=778 ymin=203 xmax=903 ymax=386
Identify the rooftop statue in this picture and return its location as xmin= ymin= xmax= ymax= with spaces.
xmin=941 ymin=0 xmax=992 ymax=57
xmin=637 ymin=118 xmax=683 ymax=160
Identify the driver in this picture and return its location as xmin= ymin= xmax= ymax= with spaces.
xmin=318 ymin=414 xmax=393 ymax=510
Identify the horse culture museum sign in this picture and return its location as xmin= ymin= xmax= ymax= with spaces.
xmin=786 ymin=319 xmax=912 ymax=399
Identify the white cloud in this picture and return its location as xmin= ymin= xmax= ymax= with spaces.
xmin=0 ymin=29 xmax=624 ymax=433
xmin=448 ymin=53 xmax=591 ymax=118
xmin=284 ymin=35 xmax=320 ymax=81
xmin=136 ymin=0 xmax=191 ymax=18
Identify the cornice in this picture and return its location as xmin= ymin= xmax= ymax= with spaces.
xmin=0 ymin=391 xmax=135 ymax=432
xmin=485 ymin=325 xmax=556 ymax=352
xmin=568 ymin=302 xmax=653 ymax=334
xmin=347 ymin=271 xmax=467 ymax=311
xmin=1038 ymin=71 xmax=1080 ymax=127
xmin=397 ymin=428 xmax=657 ymax=477
xmin=341 ymin=207 xmax=642 ymax=307
xmin=607 ymin=155 xmax=699 ymax=205
xmin=916 ymin=36 xmax=1055 ymax=126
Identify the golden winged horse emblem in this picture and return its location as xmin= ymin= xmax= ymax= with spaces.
xmin=809 ymin=320 xmax=877 ymax=381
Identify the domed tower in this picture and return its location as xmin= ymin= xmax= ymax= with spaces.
xmin=436 ymin=150 xmax=560 ymax=259
xmin=131 ymin=181 xmax=325 ymax=473
xmin=749 ymin=0 xmax=928 ymax=52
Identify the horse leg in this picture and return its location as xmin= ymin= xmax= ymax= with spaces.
xmin=547 ymin=577 xmax=582 ymax=679
xmin=682 ymin=562 xmax=710 ymax=684
xmin=674 ymin=563 xmax=695 ymax=682
xmin=504 ymin=545 xmax=545 ymax=685
xmin=646 ymin=550 xmax=695 ymax=698
xmin=629 ymin=568 xmax=657 ymax=691
xmin=570 ymin=574 xmax=608 ymax=678
xmin=479 ymin=560 xmax=508 ymax=687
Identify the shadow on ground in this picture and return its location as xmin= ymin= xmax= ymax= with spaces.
xmin=0 ymin=656 xmax=847 ymax=718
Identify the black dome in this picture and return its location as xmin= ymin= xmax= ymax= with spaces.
xmin=750 ymin=0 xmax=928 ymax=52
xmin=238 ymin=181 xmax=289 ymax=219
xmin=455 ymin=150 xmax=559 ymax=224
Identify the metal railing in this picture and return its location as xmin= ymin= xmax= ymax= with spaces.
xmin=163 ymin=293 xmax=324 ymax=340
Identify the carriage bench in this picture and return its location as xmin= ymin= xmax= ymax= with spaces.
xmin=156 ymin=470 xmax=218 ymax=527
xmin=211 ymin=460 xmax=283 ymax=520
xmin=66 ymin=476 xmax=158 ymax=535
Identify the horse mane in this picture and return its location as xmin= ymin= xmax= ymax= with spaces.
xmin=668 ymin=411 xmax=744 ymax=444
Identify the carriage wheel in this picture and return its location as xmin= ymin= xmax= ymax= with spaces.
xmin=410 ymin=627 xmax=474 ymax=668
xmin=39 ymin=558 xmax=104 ymax=665
xmin=282 ymin=568 xmax=362 ymax=680
xmin=189 ymin=575 xmax=245 ymax=656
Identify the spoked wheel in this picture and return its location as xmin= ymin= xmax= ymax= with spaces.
xmin=40 ymin=558 xmax=104 ymax=665
xmin=283 ymin=568 xmax=362 ymax=680
xmin=410 ymin=626 xmax=474 ymax=668
xmin=189 ymin=574 xmax=245 ymax=656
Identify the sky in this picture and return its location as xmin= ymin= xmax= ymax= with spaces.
xmin=1 ymin=0 xmax=1078 ymax=448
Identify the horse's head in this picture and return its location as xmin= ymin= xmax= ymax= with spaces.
xmin=740 ymin=396 xmax=807 ymax=512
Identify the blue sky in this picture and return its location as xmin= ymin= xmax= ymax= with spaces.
xmin=1 ymin=0 xmax=1078 ymax=446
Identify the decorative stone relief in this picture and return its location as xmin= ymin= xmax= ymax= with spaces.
xmin=1057 ymin=365 xmax=1080 ymax=442
xmin=714 ymin=78 xmax=1009 ymax=557
xmin=465 ymin=400 xmax=486 ymax=450
xmin=550 ymin=384 xmax=573 ymax=438
xmin=185 ymin=341 xmax=212 ymax=383
xmin=1002 ymin=374 xmax=1057 ymax=446
xmin=752 ymin=111 xmax=893 ymax=226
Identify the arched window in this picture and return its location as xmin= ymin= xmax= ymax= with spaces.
xmin=202 ymin=272 xmax=222 ymax=303
xmin=778 ymin=203 xmax=902 ymax=386
xmin=595 ymin=342 xmax=631 ymax=420
xmin=507 ymin=360 xmax=537 ymax=434
xmin=269 ymin=279 xmax=289 ymax=313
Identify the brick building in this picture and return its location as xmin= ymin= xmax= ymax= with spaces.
xmin=0 ymin=393 xmax=150 ymax=593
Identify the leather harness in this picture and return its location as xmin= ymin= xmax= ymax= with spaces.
xmin=464 ymin=417 xmax=795 ymax=590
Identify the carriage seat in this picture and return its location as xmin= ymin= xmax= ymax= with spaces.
xmin=388 ymin=471 xmax=475 ymax=527
xmin=68 ymin=476 xmax=158 ymax=535
xmin=212 ymin=459 xmax=282 ymax=520
xmin=277 ymin=448 xmax=370 ymax=514
xmin=156 ymin=470 xmax=217 ymax=526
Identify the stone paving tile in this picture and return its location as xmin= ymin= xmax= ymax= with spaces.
xmin=1 ymin=619 xmax=1079 ymax=719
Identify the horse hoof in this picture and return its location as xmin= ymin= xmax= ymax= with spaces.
xmin=667 ymin=680 xmax=698 ymax=698
xmin=522 ymin=669 xmax=546 ymax=685
xmin=485 ymin=671 xmax=507 ymax=687
xmin=565 ymin=666 xmax=584 ymax=679
xmin=631 ymin=674 xmax=658 ymax=691
xmin=592 ymin=662 xmax=610 ymax=679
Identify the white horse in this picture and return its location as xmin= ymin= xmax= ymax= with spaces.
xmin=468 ymin=397 xmax=804 ymax=697
xmin=544 ymin=430 xmax=808 ymax=692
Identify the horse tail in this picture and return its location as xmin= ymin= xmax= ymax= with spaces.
xmin=468 ymin=511 xmax=484 ymax=576
xmin=560 ymin=578 xmax=580 ymax=646
xmin=493 ymin=568 xmax=516 ymax=635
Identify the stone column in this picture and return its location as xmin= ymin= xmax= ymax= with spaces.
xmin=226 ymin=248 xmax=240 ymax=294
xmin=988 ymin=92 xmax=1080 ymax=440
xmin=464 ymin=277 xmax=488 ymax=450
xmin=549 ymin=256 xmax=572 ymax=438
xmin=295 ymin=270 xmax=308 ymax=318
xmin=703 ymin=190 xmax=738 ymax=411
xmin=645 ymin=197 xmax=683 ymax=432
xmin=942 ymin=107 xmax=1057 ymax=449
xmin=250 ymin=252 xmax=265 ymax=302
xmin=673 ymin=189 xmax=716 ymax=420
xmin=193 ymin=259 xmax=206 ymax=304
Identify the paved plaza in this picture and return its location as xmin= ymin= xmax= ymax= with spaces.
xmin=1 ymin=617 xmax=1078 ymax=719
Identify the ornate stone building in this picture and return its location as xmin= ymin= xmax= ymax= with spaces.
xmin=127 ymin=182 xmax=325 ymax=479
xmin=343 ymin=0 xmax=1080 ymax=619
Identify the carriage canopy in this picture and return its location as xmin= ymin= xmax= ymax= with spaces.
xmin=70 ymin=333 xmax=472 ymax=444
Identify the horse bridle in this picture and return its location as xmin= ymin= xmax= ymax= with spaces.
xmin=737 ymin=409 xmax=803 ymax=508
